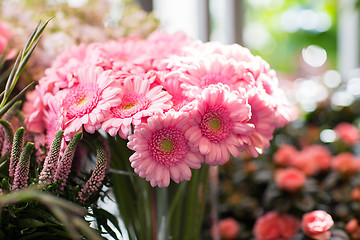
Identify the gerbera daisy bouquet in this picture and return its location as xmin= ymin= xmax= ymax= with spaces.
xmin=23 ymin=30 xmax=292 ymax=238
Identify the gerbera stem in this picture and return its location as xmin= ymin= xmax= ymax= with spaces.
xmin=165 ymin=182 xmax=186 ymax=238
xmin=108 ymin=136 xmax=139 ymax=239
xmin=182 ymin=165 xmax=211 ymax=239
xmin=136 ymin=178 xmax=153 ymax=240
xmin=150 ymin=187 xmax=157 ymax=240
xmin=209 ymin=166 xmax=220 ymax=240
xmin=194 ymin=164 xmax=210 ymax=238
xmin=183 ymin=168 xmax=201 ymax=239
xmin=157 ymin=187 xmax=168 ymax=240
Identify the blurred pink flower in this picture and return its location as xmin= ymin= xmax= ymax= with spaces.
xmin=301 ymin=210 xmax=334 ymax=240
xmin=288 ymin=145 xmax=331 ymax=176
xmin=60 ymin=67 xmax=122 ymax=140
xmin=89 ymin=38 xmax=145 ymax=71
xmin=274 ymin=144 xmax=298 ymax=166
xmin=302 ymin=145 xmax=332 ymax=171
xmin=197 ymin=41 xmax=255 ymax=63
xmin=23 ymin=88 xmax=45 ymax=133
xmin=254 ymin=211 xmax=300 ymax=240
xmin=334 ymin=122 xmax=360 ymax=145
xmin=41 ymin=43 xmax=95 ymax=93
xmin=346 ymin=219 xmax=360 ymax=239
xmin=275 ymin=168 xmax=306 ymax=192
xmin=186 ymin=83 xmax=254 ymax=166
xmin=332 ymin=153 xmax=359 ymax=175
xmin=0 ymin=21 xmax=15 ymax=59
xmin=246 ymin=88 xmax=277 ymax=156
xmin=101 ymin=74 xmax=172 ymax=139
xmin=145 ymin=31 xmax=193 ymax=63
xmin=127 ymin=110 xmax=204 ymax=187
xmin=291 ymin=150 xmax=320 ymax=176
xmin=351 ymin=188 xmax=360 ymax=202
xmin=212 ymin=218 xmax=240 ymax=240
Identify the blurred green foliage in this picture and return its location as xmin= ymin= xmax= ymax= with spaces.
xmin=245 ymin=0 xmax=338 ymax=73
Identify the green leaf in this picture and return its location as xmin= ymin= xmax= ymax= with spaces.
xmin=0 ymin=82 xmax=34 ymax=118
xmin=0 ymin=120 xmax=14 ymax=143
xmin=0 ymin=153 xmax=10 ymax=178
xmin=0 ymin=17 xmax=52 ymax=114
xmin=3 ymin=100 xmax=22 ymax=121
xmin=93 ymin=207 xmax=122 ymax=240
xmin=18 ymin=218 xmax=54 ymax=228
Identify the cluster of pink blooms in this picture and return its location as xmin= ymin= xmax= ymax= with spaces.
xmin=274 ymin=144 xmax=332 ymax=176
xmin=275 ymin=143 xmax=360 ymax=178
xmin=24 ymin=31 xmax=290 ymax=187
xmin=254 ymin=210 xmax=334 ymax=240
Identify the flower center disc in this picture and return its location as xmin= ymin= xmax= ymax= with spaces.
xmin=111 ymin=93 xmax=150 ymax=118
xmin=149 ymin=127 xmax=188 ymax=167
xmin=210 ymin=118 xmax=220 ymax=130
xmin=78 ymin=97 xmax=87 ymax=105
xmin=62 ymin=83 xmax=100 ymax=119
xmin=161 ymin=140 xmax=173 ymax=152
xmin=200 ymin=106 xmax=232 ymax=143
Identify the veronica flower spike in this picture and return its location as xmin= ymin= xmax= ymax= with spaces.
xmin=186 ymin=83 xmax=254 ymax=166
xmin=127 ymin=110 xmax=204 ymax=187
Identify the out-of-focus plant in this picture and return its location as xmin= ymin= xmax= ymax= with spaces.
xmin=244 ymin=0 xmax=337 ymax=74
xmin=21 ymin=23 xmax=292 ymax=239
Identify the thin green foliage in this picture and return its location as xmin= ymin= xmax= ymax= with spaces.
xmin=0 ymin=18 xmax=52 ymax=115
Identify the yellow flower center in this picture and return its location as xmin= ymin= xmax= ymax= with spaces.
xmin=210 ymin=118 xmax=221 ymax=130
xmin=77 ymin=97 xmax=87 ymax=105
xmin=161 ymin=140 xmax=173 ymax=152
xmin=123 ymin=104 xmax=135 ymax=110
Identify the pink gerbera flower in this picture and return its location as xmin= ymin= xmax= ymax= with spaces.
xmin=161 ymin=72 xmax=194 ymax=112
xmin=89 ymin=38 xmax=147 ymax=72
xmin=60 ymin=67 xmax=122 ymax=140
xmin=245 ymin=88 xmax=277 ymax=156
xmin=23 ymin=87 xmax=45 ymax=134
xmin=101 ymin=74 xmax=172 ymax=139
xmin=41 ymin=43 xmax=96 ymax=93
xmin=196 ymin=41 xmax=255 ymax=63
xmin=180 ymin=55 xmax=253 ymax=98
xmin=185 ymin=83 xmax=254 ymax=166
xmin=127 ymin=110 xmax=204 ymax=187
xmin=42 ymin=92 xmax=65 ymax=147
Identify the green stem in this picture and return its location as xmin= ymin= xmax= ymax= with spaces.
xmin=183 ymin=169 xmax=200 ymax=239
xmin=108 ymin=136 xmax=138 ymax=239
xmin=157 ymin=187 xmax=168 ymax=240
xmin=194 ymin=164 xmax=210 ymax=238
xmin=165 ymin=182 xmax=186 ymax=239
xmin=136 ymin=178 xmax=153 ymax=240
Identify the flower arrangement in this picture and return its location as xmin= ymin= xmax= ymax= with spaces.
xmin=0 ymin=1 xmax=300 ymax=239
xmin=6 ymin=2 xmax=360 ymax=239
xmin=18 ymin=23 xmax=291 ymax=239
xmin=24 ymin=30 xmax=290 ymax=186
